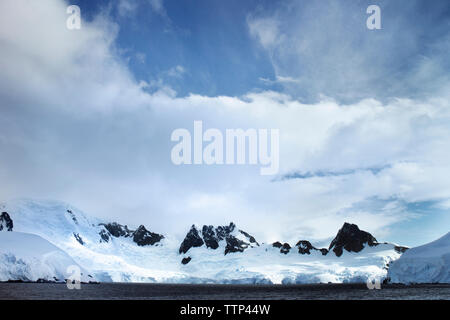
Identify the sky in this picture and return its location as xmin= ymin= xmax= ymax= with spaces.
xmin=0 ymin=0 xmax=449 ymax=247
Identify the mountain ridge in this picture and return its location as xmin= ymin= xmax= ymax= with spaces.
xmin=0 ymin=199 xmax=410 ymax=284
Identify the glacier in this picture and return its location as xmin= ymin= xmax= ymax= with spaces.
xmin=388 ymin=232 xmax=450 ymax=284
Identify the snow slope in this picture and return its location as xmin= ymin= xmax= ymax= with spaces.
xmin=388 ymin=232 xmax=450 ymax=284
xmin=0 ymin=199 xmax=405 ymax=284
xmin=0 ymin=231 xmax=94 ymax=282
xmin=174 ymin=241 xmax=402 ymax=284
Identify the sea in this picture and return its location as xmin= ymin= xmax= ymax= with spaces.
xmin=0 ymin=283 xmax=449 ymax=300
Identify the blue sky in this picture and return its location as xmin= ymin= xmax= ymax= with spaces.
xmin=71 ymin=0 xmax=277 ymax=97
xmin=70 ymin=0 xmax=450 ymax=101
xmin=0 ymin=0 xmax=449 ymax=246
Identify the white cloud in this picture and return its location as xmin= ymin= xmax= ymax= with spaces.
xmin=0 ymin=0 xmax=150 ymax=114
xmin=0 ymin=0 xmax=449 ymax=246
xmin=135 ymin=52 xmax=146 ymax=64
xmin=247 ymin=16 xmax=282 ymax=50
xmin=148 ymin=0 xmax=166 ymax=17
xmin=247 ymin=0 xmax=450 ymax=103
xmin=117 ymin=0 xmax=167 ymax=19
xmin=166 ymin=65 xmax=185 ymax=78
xmin=118 ymin=0 xmax=139 ymax=17
xmin=259 ymin=76 xmax=300 ymax=85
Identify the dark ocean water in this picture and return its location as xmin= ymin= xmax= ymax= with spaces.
xmin=0 ymin=283 xmax=449 ymax=300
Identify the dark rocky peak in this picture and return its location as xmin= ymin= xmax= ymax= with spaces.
xmin=133 ymin=225 xmax=164 ymax=246
xmin=295 ymin=240 xmax=328 ymax=255
xmin=272 ymin=242 xmax=291 ymax=254
xmin=100 ymin=222 xmax=133 ymax=238
xmin=178 ymin=222 xmax=259 ymax=257
xmin=217 ymin=222 xmax=260 ymax=251
xmin=215 ymin=222 xmax=236 ymax=241
xmin=0 ymin=212 xmax=13 ymax=231
xmin=272 ymin=239 xmax=328 ymax=255
xmin=225 ymin=236 xmax=249 ymax=255
xmin=280 ymin=243 xmax=291 ymax=254
xmin=296 ymin=240 xmax=315 ymax=254
xmin=272 ymin=241 xmax=283 ymax=248
xmin=202 ymin=225 xmax=219 ymax=249
xmin=239 ymin=230 xmax=259 ymax=246
xmin=99 ymin=222 xmax=164 ymax=247
xmin=179 ymin=225 xmax=204 ymax=254
xmin=328 ymin=223 xmax=378 ymax=257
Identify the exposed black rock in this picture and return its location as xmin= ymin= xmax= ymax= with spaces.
xmin=73 ymin=233 xmax=84 ymax=245
xmin=132 ymin=225 xmax=164 ymax=246
xmin=179 ymin=225 xmax=204 ymax=254
xmin=273 ymin=240 xmax=294 ymax=254
xmin=178 ymin=222 xmax=259 ymax=256
xmin=239 ymin=230 xmax=259 ymax=245
xmin=181 ymin=257 xmax=192 ymax=265
xmin=218 ymin=223 xmax=259 ymax=254
xmin=215 ymin=223 xmax=236 ymax=241
xmin=272 ymin=241 xmax=283 ymax=248
xmin=296 ymin=240 xmax=315 ymax=254
xmin=202 ymin=225 xmax=219 ymax=249
xmin=329 ymin=223 xmax=378 ymax=257
xmin=98 ymin=222 xmax=163 ymax=246
xmin=0 ymin=212 xmax=13 ymax=231
xmin=280 ymin=243 xmax=291 ymax=254
xmin=294 ymin=240 xmax=328 ymax=255
xmin=224 ymin=236 xmax=248 ymax=255
xmin=99 ymin=229 xmax=110 ymax=243
xmin=100 ymin=222 xmax=133 ymax=238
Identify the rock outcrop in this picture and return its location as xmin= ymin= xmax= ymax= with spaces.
xmin=0 ymin=212 xmax=13 ymax=231
xmin=179 ymin=225 xmax=205 ymax=254
xmin=133 ymin=225 xmax=164 ymax=246
xmin=179 ymin=222 xmax=259 ymax=260
xmin=328 ymin=223 xmax=378 ymax=257
xmin=295 ymin=240 xmax=328 ymax=255
xmin=99 ymin=222 xmax=164 ymax=246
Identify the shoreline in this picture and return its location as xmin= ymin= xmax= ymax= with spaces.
xmin=1 ymin=281 xmax=449 ymax=287
xmin=1 ymin=282 xmax=449 ymax=300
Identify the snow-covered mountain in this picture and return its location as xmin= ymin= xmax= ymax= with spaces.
xmin=0 ymin=199 xmax=409 ymax=284
xmin=388 ymin=232 xmax=450 ymax=284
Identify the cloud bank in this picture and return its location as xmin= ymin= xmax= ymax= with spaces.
xmin=0 ymin=0 xmax=449 ymax=246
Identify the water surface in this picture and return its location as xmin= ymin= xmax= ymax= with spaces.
xmin=0 ymin=283 xmax=449 ymax=300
